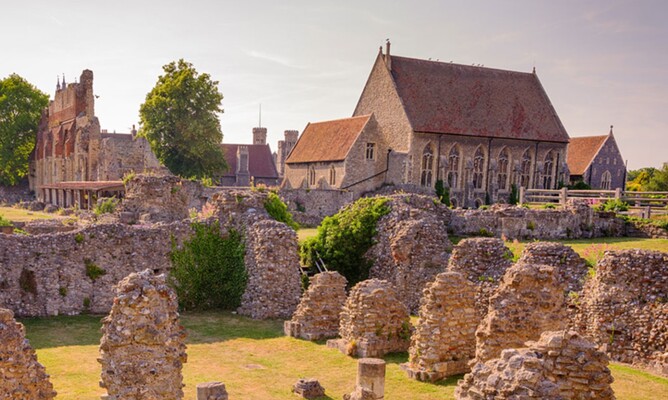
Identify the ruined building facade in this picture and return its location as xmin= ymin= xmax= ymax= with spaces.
xmin=29 ymin=70 xmax=162 ymax=206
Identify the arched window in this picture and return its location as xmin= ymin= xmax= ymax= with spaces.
xmin=497 ymin=148 xmax=509 ymax=190
xmin=472 ymin=146 xmax=485 ymax=189
xmin=447 ymin=145 xmax=460 ymax=189
xmin=308 ymin=166 xmax=316 ymax=186
xmin=329 ymin=165 xmax=336 ymax=186
xmin=543 ymin=151 xmax=554 ymax=189
xmin=601 ymin=170 xmax=612 ymax=190
xmin=520 ymin=149 xmax=532 ymax=188
xmin=420 ymin=144 xmax=434 ymax=187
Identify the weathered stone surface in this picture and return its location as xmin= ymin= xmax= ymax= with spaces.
xmin=518 ymin=241 xmax=588 ymax=294
xmin=475 ymin=263 xmax=567 ymax=363
xmin=456 ymin=330 xmax=615 ymax=400
xmin=344 ymin=358 xmax=386 ymax=400
xmin=120 ymin=174 xmax=203 ymax=223
xmin=447 ymin=238 xmax=512 ymax=320
xmin=285 ymin=271 xmax=348 ymax=340
xmin=328 ymin=279 xmax=411 ymax=358
xmin=196 ymin=381 xmax=228 ymax=400
xmin=291 ymin=378 xmax=325 ymax=399
xmin=402 ymin=271 xmax=477 ymax=381
xmin=0 ymin=308 xmax=56 ymax=399
xmin=99 ymin=270 xmax=187 ymax=400
xmin=367 ymin=194 xmax=452 ymax=313
xmin=576 ymin=250 xmax=668 ymax=375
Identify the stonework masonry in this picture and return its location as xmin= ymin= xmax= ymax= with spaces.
xmin=284 ymin=271 xmax=348 ymax=340
xmin=367 ymin=194 xmax=452 ymax=313
xmin=475 ymin=262 xmax=567 ymax=363
xmin=328 ymin=279 xmax=411 ymax=358
xmin=455 ymin=330 xmax=615 ymax=400
xmin=0 ymin=308 xmax=56 ymax=399
xmin=99 ymin=270 xmax=187 ymax=400
xmin=402 ymin=271 xmax=477 ymax=381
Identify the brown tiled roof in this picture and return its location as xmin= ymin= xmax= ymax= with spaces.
xmin=286 ymin=115 xmax=371 ymax=164
xmin=221 ymin=144 xmax=278 ymax=178
xmin=389 ymin=56 xmax=570 ymax=143
xmin=566 ymin=135 xmax=608 ymax=175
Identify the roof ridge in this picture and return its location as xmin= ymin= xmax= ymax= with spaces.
xmin=309 ymin=114 xmax=371 ymax=125
xmin=390 ymin=54 xmax=534 ymax=76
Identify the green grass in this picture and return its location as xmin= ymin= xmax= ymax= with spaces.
xmin=0 ymin=205 xmax=56 ymax=222
xmin=19 ymin=312 xmax=668 ymax=400
xmin=297 ymin=228 xmax=318 ymax=244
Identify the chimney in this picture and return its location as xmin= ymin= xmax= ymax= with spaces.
xmin=385 ymin=39 xmax=391 ymax=70
xmin=131 ymin=124 xmax=137 ymax=138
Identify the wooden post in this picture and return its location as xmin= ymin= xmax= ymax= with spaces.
xmin=356 ymin=358 xmax=386 ymax=399
xmin=519 ymin=186 xmax=526 ymax=205
xmin=615 ymin=187 xmax=622 ymax=200
xmin=196 ymin=382 xmax=228 ymax=400
xmin=560 ymin=187 xmax=568 ymax=205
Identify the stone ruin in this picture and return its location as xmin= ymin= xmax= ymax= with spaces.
xmin=577 ymin=249 xmax=668 ymax=375
xmin=367 ymin=194 xmax=452 ymax=313
xmin=327 ymin=279 xmax=411 ymax=358
xmin=284 ymin=271 xmax=348 ymax=340
xmin=196 ymin=382 xmax=228 ymax=400
xmin=475 ymin=262 xmax=567 ymax=363
xmin=518 ymin=241 xmax=589 ymax=294
xmin=0 ymin=308 xmax=56 ymax=399
xmin=402 ymin=271 xmax=477 ymax=381
xmin=446 ymin=238 xmax=512 ymax=319
xmin=99 ymin=269 xmax=187 ymax=400
xmin=455 ymin=330 xmax=615 ymax=400
xmin=292 ymin=378 xmax=326 ymax=399
xmin=344 ymin=358 xmax=386 ymax=400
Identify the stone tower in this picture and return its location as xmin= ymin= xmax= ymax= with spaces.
xmin=277 ymin=129 xmax=299 ymax=177
xmin=253 ymin=127 xmax=267 ymax=145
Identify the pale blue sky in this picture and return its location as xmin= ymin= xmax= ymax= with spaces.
xmin=2 ymin=0 xmax=666 ymax=169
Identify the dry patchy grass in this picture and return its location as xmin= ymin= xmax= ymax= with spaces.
xmin=0 ymin=205 xmax=56 ymax=222
xmin=21 ymin=312 xmax=668 ymax=400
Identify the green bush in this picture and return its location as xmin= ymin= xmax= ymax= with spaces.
xmin=594 ymin=199 xmax=629 ymax=213
xmin=74 ymin=232 xmax=84 ymax=244
xmin=569 ymin=180 xmax=591 ymax=190
xmin=169 ymin=222 xmax=247 ymax=310
xmin=0 ymin=214 xmax=12 ymax=227
xmin=300 ymin=197 xmax=390 ymax=286
xmin=264 ymin=192 xmax=299 ymax=229
xmin=434 ymin=179 xmax=450 ymax=206
xmin=122 ymin=171 xmax=136 ymax=185
xmin=94 ymin=197 xmax=117 ymax=216
xmin=542 ymin=203 xmax=557 ymax=209
xmin=84 ymin=259 xmax=106 ymax=281
xmin=509 ymin=184 xmax=518 ymax=205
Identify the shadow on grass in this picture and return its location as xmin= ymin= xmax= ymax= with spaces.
xmin=20 ymin=310 xmax=285 ymax=349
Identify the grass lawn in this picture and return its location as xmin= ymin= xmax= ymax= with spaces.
xmin=297 ymin=227 xmax=318 ymax=243
xmin=20 ymin=312 xmax=668 ymax=400
xmin=0 ymin=205 xmax=56 ymax=222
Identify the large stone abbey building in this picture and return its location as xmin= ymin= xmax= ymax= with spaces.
xmin=29 ymin=70 xmax=162 ymax=207
xmin=285 ymin=43 xmax=571 ymax=207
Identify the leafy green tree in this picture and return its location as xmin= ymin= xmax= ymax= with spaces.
xmin=139 ymin=59 xmax=227 ymax=179
xmin=645 ymin=163 xmax=668 ymax=191
xmin=0 ymin=74 xmax=49 ymax=185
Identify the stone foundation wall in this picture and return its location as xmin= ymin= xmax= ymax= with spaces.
xmin=475 ymin=263 xmax=567 ymax=363
xmin=0 ymin=180 xmax=32 ymax=205
xmin=402 ymin=272 xmax=477 ymax=381
xmin=456 ymin=330 xmax=615 ymax=400
xmin=576 ymin=250 xmax=668 ymax=375
xmin=446 ymin=238 xmax=512 ymax=320
xmin=99 ymin=270 xmax=187 ymax=399
xmin=284 ymin=271 xmax=348 ymax=340
xmin=0 ymin=308 xmax=56 ymax=399
xmin=280 ymin=188 xmax=355 ymax=227
xmin=367 ymin=194 xmax=452 ymax=313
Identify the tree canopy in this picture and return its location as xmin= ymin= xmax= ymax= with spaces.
xmin=0 ymin=74 xmax=49 ymax=186
xmin=139 ymin=59 xmax=227 ymax=179
xmin=627 ymin=165 xmax=668 ymax=191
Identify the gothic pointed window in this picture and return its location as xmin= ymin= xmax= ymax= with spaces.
xmin=498 ymin=148 xmax=509 ymax=190
xmin=420 ymin=144 xmax=434 ymax=187
xmin=472 ymin=146 xmax=485 ymax=189
xmin=543 ymin=151 xmax=555 ymax=189
xmin=447 ymin=145 xmax=460 ymax=189
xmin=520 ymin=149 xmax=532 ymax=188
xmin=601 ymin=170 xmax=612 ymax=190
xmin=308 ymin=166 xmax=316 ymax=186
xmin=329 ymin=165 xmax=336 ymax=186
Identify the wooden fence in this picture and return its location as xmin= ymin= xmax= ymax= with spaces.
xmin=519 ymin=187 xmax=668 ymax=217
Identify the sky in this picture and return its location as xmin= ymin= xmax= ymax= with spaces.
xmin=2 ymin=0 xmax=666 ymax=170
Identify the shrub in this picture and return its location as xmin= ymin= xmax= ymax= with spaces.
xmin=300 ymin=197 xmax=390 ymax=286
xmin=74 ymin=232 xmax=84 ymax=244
xmin=94 ymin=197 xmax=117 ymax=216
xmin=542 ymin=203 xmax=557 ymax=209
xmin=509 ymin=184 xmax=518 ymax=205
xmin=84 ymin=259 xmax=106 ymax=281
xmin=477 ymin=228 xmax=494 ymax=237
xmin=434 ymin=179 xmax=450 ymax=206
xmin=169 ymin=222 xmax=247 ymax=310
xmin=594 ymin=199 xmax=629 ymax=213
xmin=200 ymin=176 xmax=214 ymax=187
xmin=0 ymin=214 xmax=12 ymax=227
xmin=526 ymin=221 xmax=535 ymax=230
xmin=122 ymin=171 xmax=136 ymax=185
xmin=264 ymin=192 xmax=299 ymax=229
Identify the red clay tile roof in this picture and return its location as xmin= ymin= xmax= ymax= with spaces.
xmin=221 ymin=144 xmax=278 ymax=178
xmin=286 ymin=115 xmax=371 ymax=164
xmin=389 ymin=56 xmax=570 ymax=143
xmin=566 ymin=135 xmax=609 ymax=175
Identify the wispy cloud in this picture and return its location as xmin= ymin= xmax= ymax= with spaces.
xmin=50 ymin=16 xmax=64 ymax=26
xmin=244 ymin=50 xmax=309 ymax=69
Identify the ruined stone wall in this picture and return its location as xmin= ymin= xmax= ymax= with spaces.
xmin=518 ymin=242 xmax=588 ymax=294
xmin=456 ymin=330 xmax=615 ymax=400
xmin=0 ymin=308 xmax=56 ymax=399
xmin=446 ymin=238 xmax=512 ymax=320
xmin=280 ymin=188 xmax=355 ymax=226
xmin=576 ymin=250 xmax=668 ymax=375
xmin=0 ymin=180 xmax=32 ymax=205
xmin=284 ymin=271 xmax=348 ymax=340
xmin=402 ymin=272 xmax=477 ymax=381
xmin=449 ymin=200 xmax=625 ymax=239
xmin=0 ymin=222 xmax=192 ymax=317
xmin=475 ymin=263 xmax=567 ymax=363
xmin=367 ymin=193 xmax=452 ymax=313
xmin=98 ymin=135 xmax=164 ymax=181
xmin=99 ymin=270 xmax=187 ymax=399
xmin=328 ymin=279 xmax=411 ymax=358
